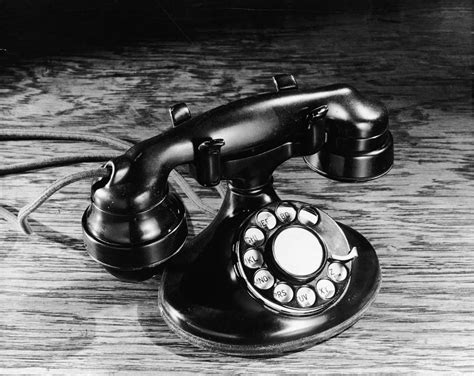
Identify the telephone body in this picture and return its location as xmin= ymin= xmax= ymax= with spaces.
xmin=82 ymin=74 xmax=393 ymax=356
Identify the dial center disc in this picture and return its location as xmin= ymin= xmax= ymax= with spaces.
xmin=272 ymin=227 xmax=324 ymax=277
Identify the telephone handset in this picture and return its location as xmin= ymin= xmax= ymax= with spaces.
xmin=82 ymin=74 xmax=393 ymax=356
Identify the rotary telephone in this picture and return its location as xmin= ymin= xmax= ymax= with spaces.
xmin=82 ymin=74 xmax=393 ymax=356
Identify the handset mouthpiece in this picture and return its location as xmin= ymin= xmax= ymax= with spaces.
xmin=304 ymin=86 xmax=394 ymax=181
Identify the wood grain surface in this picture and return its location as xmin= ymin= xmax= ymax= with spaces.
xmin=0 ymin=0 xmax=472 ymax=373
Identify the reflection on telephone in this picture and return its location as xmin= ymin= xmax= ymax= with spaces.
xmin=82 ymin=74 xmax=393 ymax=356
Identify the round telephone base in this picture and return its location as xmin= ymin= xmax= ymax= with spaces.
xmin=159 ymin=223 xmax=381 ymax=357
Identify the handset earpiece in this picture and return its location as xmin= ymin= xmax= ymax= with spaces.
xmin=82 ymin=156 xmax=188 ymax=282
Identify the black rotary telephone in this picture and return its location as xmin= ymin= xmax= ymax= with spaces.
xmin=82 ymin=74 xmax=393 ymax=356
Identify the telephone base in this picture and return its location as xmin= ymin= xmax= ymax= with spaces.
xmin=159 ymin=217 xmax=380 ymax=357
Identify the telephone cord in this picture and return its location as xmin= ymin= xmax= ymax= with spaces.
xmin=0 ymin=153 xmax=120 ymax=175
xmin=0 ymin=128 xmax=225 ymax=199
xmin=17 ymin=167 xmax=110 ymax=234
xmin=0 ymin=129 xmax=132 ymax=150
xmin=0 ymin=129 xmax=225 ymax=234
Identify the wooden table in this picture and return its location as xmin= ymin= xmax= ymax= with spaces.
xmin=0 ymin=1 xmax=472 ymax=373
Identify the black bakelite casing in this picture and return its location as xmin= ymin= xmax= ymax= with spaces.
xmin=81 ymin=75 xmax=393 ymax=355
xmin=304 ymin=90 xmax=393 ymax=181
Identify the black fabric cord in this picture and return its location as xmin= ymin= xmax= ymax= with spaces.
xmin=17 ymin=167 xmax=110 ymax=234
xmin=0 ymin=154 xmax=120 ymax=176
xmin=0 ymin=129 xmax=133 ymax=150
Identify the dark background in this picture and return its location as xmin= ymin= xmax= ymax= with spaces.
xmin=0 ymin=0 xmax=436 ymax=55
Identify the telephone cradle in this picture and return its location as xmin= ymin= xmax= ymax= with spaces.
xmin=82 ymin=74 xmax=393 ymax=356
